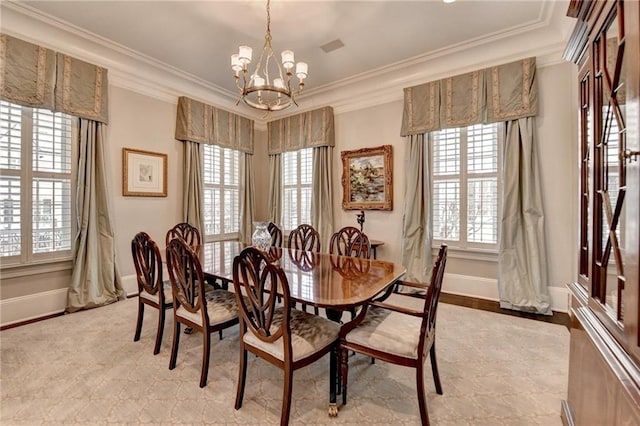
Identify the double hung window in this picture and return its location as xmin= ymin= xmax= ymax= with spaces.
xmin=0 ymin=101 xmax=75 ymax=265
xmin=431 ymin=123 xmax=502 ymax=251
xmin=282 ymin=148 xmax=312 ymax=231
xmin=203 ymin=144 xmax=240 ymax=241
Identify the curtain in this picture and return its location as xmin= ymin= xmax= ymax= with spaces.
xmin=311 ymin=146 xmax=334 ymax=250
xmin=183 ymin=141 xmax=205 ymax=238
xmin=401 ymin=134 xmax=433 ymax=285
xmin=401 ymin=57 xmax=537 ymax=136
xmin=67 ymin=119 xmax=123 ymax=312
xmin=498 ymin=117 xmax=551 ymax=315
xmin=239 ymin=153 xmax=255 ymax=243
xmin=268 ymin=154 xmax=282 ymax=225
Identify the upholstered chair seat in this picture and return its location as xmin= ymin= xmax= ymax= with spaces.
xmin=243 ymin=308 xmax=340 ymax=362
xmin=139 ymin=281 xmax=173 ymax=305
xmin=344 ymin=305 xmax=423 ymax=359
xmin=175 ymin=289 xmax=239 ymax=327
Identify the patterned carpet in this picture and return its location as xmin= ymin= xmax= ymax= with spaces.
xmin=0 ymin=296 xmax=568 ymax=425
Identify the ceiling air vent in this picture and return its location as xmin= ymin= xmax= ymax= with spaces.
xmin=320 ymin=39 xmax=345 ymax=53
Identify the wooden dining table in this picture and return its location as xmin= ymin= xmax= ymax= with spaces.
xmin=200 ymin=240 xmax=407 ymax=415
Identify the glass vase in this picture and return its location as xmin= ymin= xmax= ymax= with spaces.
xmin=252 ymin=221 xmax=271 ymax=252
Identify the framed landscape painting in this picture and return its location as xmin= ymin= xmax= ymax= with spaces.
xmin=341 ymin=145 xmax=393 ymax=210
xmin=122 ymin=148 xmax=167 ymax=197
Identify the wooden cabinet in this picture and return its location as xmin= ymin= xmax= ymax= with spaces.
xmin=563 ymin=0 xmax=640 ymax=424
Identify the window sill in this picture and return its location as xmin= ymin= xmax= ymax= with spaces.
xmin=432 ymin=246 xmax=498 ymax=263
xmin=0 ymin=259 xmax=73 ymax=280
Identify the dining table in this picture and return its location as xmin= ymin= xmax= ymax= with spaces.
xmin=200 ymin=240 xmax=407 ymax=416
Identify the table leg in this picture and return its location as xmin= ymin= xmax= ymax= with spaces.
xmin=328 ymin=346 xmax=338 ymax=417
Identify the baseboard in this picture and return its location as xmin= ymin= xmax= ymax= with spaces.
xmin=442 ymin=273 xmax=569 ymax=313
xmin=0 ymin=288 xmax=68 ymax=328
xmin=0 ymin=272 xmax=568 ymax=328
xmin=0 ymin=275 xmax=139 ymax=329
xmin=121 ymin=274 xmax=138 ymax=297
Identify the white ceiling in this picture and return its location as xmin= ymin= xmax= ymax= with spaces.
xmin=12 ymin=0 xmax=569 ymax=101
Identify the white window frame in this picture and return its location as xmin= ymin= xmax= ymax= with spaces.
xmin=203 ymin=144 xmax=241 ymax=243
xmin=0 ymin=102 xmax=77 ymax=267
xmin=282 ymin=148 xmax=312 ymax=232
xmin=431 ymin=123 xmax=503 ymax=253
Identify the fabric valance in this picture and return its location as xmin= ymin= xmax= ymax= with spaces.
xmin=0 ymin=34 xmax=109 ymax=123
xmin=400 ymin=57 xmax=537 ymax=136
xmin=267 ymin=106 xmax=335 ymax=155
xmin=175 ymin=96 xmax=254 ymax=154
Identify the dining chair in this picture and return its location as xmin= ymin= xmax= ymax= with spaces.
xmin=287 ymin=223 xmax=321 ymax=252
xmin=329 ymin=226 xmax=371 ymax=259
xmin=232 ymin=247 xmax=340 ymax=426
xmin=166 ymin=222 xmax=202 ymax=254
xmin=166 ymin=237 xmax=240 ymax=388
xmin=268 ymin=222 xmax=283 ymax=247
xmin=131 ymin=232 xmax=173 ymax=355
xmin=339 ymin=244 xmax=448 ymax=425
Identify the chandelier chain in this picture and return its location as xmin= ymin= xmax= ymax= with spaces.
xmin=265 ymin=0 xmax=272 ymax=43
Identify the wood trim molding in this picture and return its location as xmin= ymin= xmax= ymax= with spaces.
xmin=440 ymin=292 xmax=571 ymax=329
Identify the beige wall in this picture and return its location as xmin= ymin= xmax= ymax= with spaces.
xmin=109 ymin=87 xmax=184 ymax=277
xmin=0 ymin=61 xmax=577 ymax=303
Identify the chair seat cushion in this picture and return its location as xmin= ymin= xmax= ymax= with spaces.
xmin=345 ymin=304 xmax=423 ymax=359
xmin=243 ymin=308 xmax=340 ymax=362
xmin=140 ymin=280 xmax=173 ymax=305
xmin=176 ymin=289 xmax=239 ymax=327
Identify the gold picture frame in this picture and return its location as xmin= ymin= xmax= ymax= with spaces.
xmin=341 ymin=145 xmax=393 ymax=211
xmin=122 ymin=148 xmax=167 ymax=197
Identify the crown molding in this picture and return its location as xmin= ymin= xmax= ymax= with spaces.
xmin=1 ymin=0 xmax=573 ymax=125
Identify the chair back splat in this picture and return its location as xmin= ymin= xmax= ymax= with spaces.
xmin=268 ymin=222 xmax=283 ymax=248
xmin=288 ymin=224 xmax=321 ymax=252
xmin=329 ymin=226 xmax=371 ymax=259
xmin=166 ymin=222 xmax=202 ymax=254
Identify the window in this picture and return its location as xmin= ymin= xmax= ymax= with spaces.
xmin=282 ymin=148 xmax=312 ymax=231
xmin=203 ymin=144 xmax=240 ymax=241
xmin=431 ymin=123 xmax=501 ymax=250
xmin=0 ymin=101 xmax=75 ymax=264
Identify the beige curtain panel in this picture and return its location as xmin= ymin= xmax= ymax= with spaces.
xmin=0 ymin=34 xmax=56 ymax=110
xmin=400 ymin=57 xmax=538 ymax=136
xmin=182 ymin=141 xmax=205 ymax=240
xmin=486 ymin=57 xmax=538 ymax=123
xmin=175 ymin=96 xmax=254 ymax=154
xmin=400 ymin=81 xmax=440 ymax=136
xmin=267 ymin=106 xmax=335 ymax=155
xmin=441 ymin=70 xmax=485 ymax=129
xmin=1 ymin=34 xmax=108 ymax=123
xmin=55 ymin=53 xmax=109 ymax=124
xmin=68 ymin=119 xmax=124 ymax=312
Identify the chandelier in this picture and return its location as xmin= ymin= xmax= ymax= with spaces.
xmin=231 ymin=0 xmax=308 ymax=111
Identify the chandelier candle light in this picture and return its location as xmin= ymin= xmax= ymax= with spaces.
xmin=231 ymin=0 xmax=308 ymax=111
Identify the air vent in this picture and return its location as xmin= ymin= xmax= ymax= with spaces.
xmin=320 ymin=39 xmax=345 ymax=53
